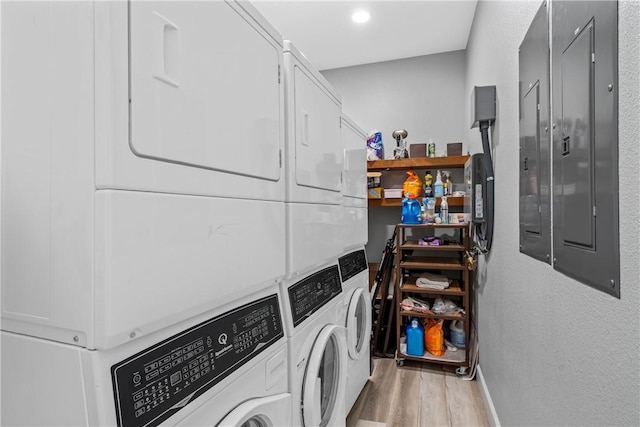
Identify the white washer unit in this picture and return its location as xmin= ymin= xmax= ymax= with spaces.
xmin=1 ymin=289 xmax=291 ymax=427
xmin=282 ymin=41 xmax=344 ymax=280
xmin=338 ymin=115 xmax=370 ymax=411
xmin=1 ymin=0 xmax=286 ymax=350
xmin=340 ymin=115 xmax=368 ymax=253
xmin=281 ymin=265 xmax=348 ymax=427
xmin=337 ymin=250 xmax=372 ymax=413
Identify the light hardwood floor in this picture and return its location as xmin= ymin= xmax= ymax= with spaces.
xmin=347 ymin=358 xmax=489 ymax=427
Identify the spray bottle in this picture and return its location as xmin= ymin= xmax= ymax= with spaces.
xmin=434 ymin=170 xmax=444 ymax=197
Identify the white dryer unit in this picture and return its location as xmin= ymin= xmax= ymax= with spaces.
xmin=1 ymin=0 xmax=286 ymax=350
xmin=1 ymin=289 xmax=290 ymax=427
xmin=281 ymin=265 xmax=348 ymax=427
xmin=283 ymin=41 xmax=344 ymax=279
xmin=338 ymin=250 xmax=371 ymax=413
xmin=340 ymin=115 xmax=368 ymax=253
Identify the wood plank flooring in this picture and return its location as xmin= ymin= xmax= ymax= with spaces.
xmin=347 ymin=358 xmax=489 ymax=427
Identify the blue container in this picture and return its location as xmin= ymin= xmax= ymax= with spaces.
xmin=450 ymin=320 xmax=466 ymax=348
xmin=406 ymin=318 xmax=424 ymax=356
xmin=402 ymin=196 xmax=421 ymax=224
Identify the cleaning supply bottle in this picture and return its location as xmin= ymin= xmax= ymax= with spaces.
xmin=434 ymin=170 xmax=444 ymax=197
xmin=449 ymin=320 xmax=466 ymax=348
xmin=401 ymin=194 xmax=421 ymax=224
xmin=427 ymin=139 xmax=436 ymax=158
xmin=406 ymin=318 xmax=424 ymax=356
xmin=424 ymin=171 xmax=433 ymax=197
xmin=446 ymin=173 xmax=453 ymax=196
xmin=440 ymin=196 xmax=449 ymax=224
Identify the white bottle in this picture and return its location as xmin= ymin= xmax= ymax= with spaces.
xmin=440 ymin=196 xmax=449 ymax=224
xmin=434 ymin=170 xmax=444 ymax=197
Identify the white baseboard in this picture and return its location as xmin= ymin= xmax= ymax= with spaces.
xmin=477 ymin=365 xmax=501 ymax=427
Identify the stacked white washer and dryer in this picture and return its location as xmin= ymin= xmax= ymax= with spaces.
xmin=280 ymin=41 xmax=350 ymax=427
xmin=1 ymin=1 xmax=292 ymax=426
xmin=338 ymin=116 xmax=372 ymax=413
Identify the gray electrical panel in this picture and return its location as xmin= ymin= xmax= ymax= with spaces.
xmin=552 ymin=1 xmax=619 ymax=297
xmin=519 ymin=1 xmax=551 ymax=264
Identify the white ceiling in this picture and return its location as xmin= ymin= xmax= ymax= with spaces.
xmin=252 ymin=0 xmax=478 ymax=70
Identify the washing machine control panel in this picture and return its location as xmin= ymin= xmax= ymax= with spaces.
xmin=289 ymin=265 xmax=342 ymax=327
xmin=111 ymin=294 xmax=283 ymax=427
xmin=338 ymin=249 xmax=367 ymax=282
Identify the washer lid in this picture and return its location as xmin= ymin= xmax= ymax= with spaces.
xmin=302 ymin=325 xmax=347 ymax=427
xmin=346 ymin=288 xmax=371 ymax=360
xmin=216 ymin=393 xmax=292 ymax=427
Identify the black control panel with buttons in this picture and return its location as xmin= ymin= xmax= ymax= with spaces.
xmin=111 ymin=294 xmax=283 ymax=427
xmin=338 ymin=250 xmax=368 ymax=282
xmin=288 ymin=265 xmax=342 ymax=327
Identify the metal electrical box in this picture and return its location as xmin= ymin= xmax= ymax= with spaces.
xmin=519 ymin=1 xmax=551 ymax=264
xmin=552 ymin=1 xmax=619 ymax=297
xmin=471 ymin=86 xmax=496 ymax=128
xmin=464 ymin=154 xmax=486 ymax=223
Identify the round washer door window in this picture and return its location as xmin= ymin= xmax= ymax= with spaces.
xmin=346 ymin=288 xmax=371 ymax=360
xmin=302 ymin=325 xmax=347 ymax=427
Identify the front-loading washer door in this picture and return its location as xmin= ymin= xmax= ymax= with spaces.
xmin=302 ymin=325 xmax=347 ymax=427
xmin=217 ymin=393 xmax=292 ymax=427
xmin=346 ymin=288 xmax=371 ymax=360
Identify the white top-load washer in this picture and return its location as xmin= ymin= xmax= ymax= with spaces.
xmin=282 ymin=41 xmax=344 ymax=280
xmin=1 ymin=287 xmax=291 ymax=427
xmin=281 ymin=265 xmax=348 ymax=427
xmin=340 ymin=115 xmax=368 ymax=253
xmin=1 ymin=1 xmax=286 ymax=350
xmin=337 ymin=250 xmax=372 ymax=413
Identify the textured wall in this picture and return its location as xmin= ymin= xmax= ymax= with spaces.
xmin=465 ymin=1 xmax=640 ymax=425
xmin=322 ymin=52 xmax=467 ymax=261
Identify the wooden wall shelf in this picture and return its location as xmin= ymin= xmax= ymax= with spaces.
xmin=367 ymin=155 xmax=470 ymax=171
xmin=368 ymin=196 xmax=464 ymax=207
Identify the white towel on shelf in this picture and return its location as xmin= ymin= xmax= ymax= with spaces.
xmin=415 ymin=272 xmax=450 ymax=290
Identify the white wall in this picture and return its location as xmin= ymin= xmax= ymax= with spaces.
xmin=322 ymin=51 xmax=467 ymax=261
xmin=465 ymin=1 xmax=640 ymax=425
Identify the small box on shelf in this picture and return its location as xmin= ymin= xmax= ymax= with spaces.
xmin=368 ymin=187 xmax=382 ymax=199
xmin=383 ymin=188 xmax=403 ymax=199
xmin=409 ymin=143 xmax=427 ymax=158
xmin=447 ymin=142 xmax=463 ymax=156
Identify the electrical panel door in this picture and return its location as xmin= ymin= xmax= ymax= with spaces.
xmin=552 ymin=1 xmax=619 ymax=297
xmin=519 ymin=1 xmax=551 ymax=263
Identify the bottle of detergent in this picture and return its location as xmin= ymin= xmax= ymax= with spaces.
xmin=406 ymin=318 xmax=424 ymax=356
xmin=434 ymin=170 xmax=444 ymax=197
xmin=401 ymin=194 xmax=421 ymax=224
xmin=449 ymin=320 xmax=466 ymax=348
xmin=424 ymin=171 xmax=433 ymax=197
xmin=440 ymin=196 xmax=449 ymax=224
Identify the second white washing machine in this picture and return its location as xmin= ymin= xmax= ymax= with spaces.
xmin=338 ymin=250 xmax=372 ymax=413
xmin=280 ymin=264 xmax=348 ymax=427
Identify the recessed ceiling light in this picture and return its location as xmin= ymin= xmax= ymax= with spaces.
xmin=352 ymin=10 xmax=370 ymax=24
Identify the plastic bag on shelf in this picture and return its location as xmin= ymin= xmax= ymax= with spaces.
xmin=402 ymin=169 xmax=423 ymax=198
xmin=424 ymin=318 xmax=445 ymax=356
xmin=400 ymin=296 xmax=431 ymax=314
xmin=431 ymin=296 xmax=446 ymax=314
